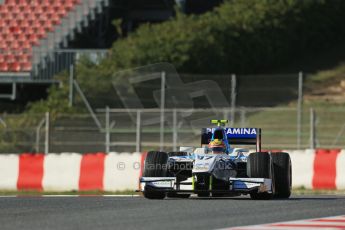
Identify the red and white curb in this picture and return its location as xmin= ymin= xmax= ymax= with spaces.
xmin=0 ymin=152 xmax=145 ymax=191
xmin=0 ymin=149 xmax=344 ymax=191
xmin=224 ymin=215 xmax=345 ymax=230
xmin=0 ymin=195 xmax=140 ymax=198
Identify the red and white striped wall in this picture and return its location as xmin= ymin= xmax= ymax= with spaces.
xmin=0 ymin=149 xmax=344 ymax=191
xmin=289 ymin=149 xmax=345 ymax=190
xmin=0 ymin=152 xmax=143 ymax=191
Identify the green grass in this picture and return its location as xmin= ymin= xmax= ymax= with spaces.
xmin=306 ymin=63 xmax=345 ymax=84
xmin=232 ymin=101 xmax=345 ymax=149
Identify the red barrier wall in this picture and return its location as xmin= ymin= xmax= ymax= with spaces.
xmin=17 ymin=154 xmax=44 ymax=191
xmin=312 ymin=149 xmax=341 ymax=189
xmin=79 ymin=153 xmax=106 ymax=191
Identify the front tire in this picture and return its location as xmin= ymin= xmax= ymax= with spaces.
xmin=271 ymin=152 xmax=292 ymax=198
xmin=247 ymin=152 xmax=273 ymax=200
xmin=143 ymin=151 xmax=168 ymax=199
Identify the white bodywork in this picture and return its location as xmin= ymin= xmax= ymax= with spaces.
xmin=193 ymin=154 xmax=219 ymax=173
xmin=140 ymin=147 xmax=273 ymax=194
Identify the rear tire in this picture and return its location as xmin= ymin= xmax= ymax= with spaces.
xmin=143 ymin=151 xmax=168 ymax=199
xmin=271 ymin=152 xmax=292 ymax=199
xmin=247 ymin=152 xmax=273 ymax=200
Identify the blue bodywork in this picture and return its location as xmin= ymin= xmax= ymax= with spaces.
xmin=201 ymin=127 xmax=258 ymax=154
xmin=170 ymin=127 xmax=258 ymax=162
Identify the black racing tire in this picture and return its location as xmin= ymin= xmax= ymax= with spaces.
xmin=168 ymin=151 xmax=188 ymax=157
xmin=143 ymin=151 xmax=168 ymax=199
xmin=271 ymin=152 xmax=292 ymax=199
xmin=167 ymin=193 xmax=191 ymax=198
xmin=247 ymin=152 xmax=273 ymax=200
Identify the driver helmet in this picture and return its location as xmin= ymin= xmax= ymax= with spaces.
xmin=208 ymin=139 xmax=226 ymax=154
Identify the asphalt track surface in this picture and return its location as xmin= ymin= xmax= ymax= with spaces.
xmin=0 ymin=195 xmax=344 ymax=230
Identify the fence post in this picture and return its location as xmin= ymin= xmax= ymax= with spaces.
xmin=0 ymin=117 xmax=6 ymax=128
xmin=73 ymin=80 xmax=102 ymax=129
xmin=160 ymin=71 xmax=166 ymax=151
xmin=11 ymin=82 xmax=16 ymax=100
xmin=297 ymin=71 xmax=303 ymax=149
xmin=35 ymin=117 xmax=46 ymax=153
xmin=105 ymin=106 xmax=110 ymax=153
xmin=310 ymin=108 xmax=316 ymax=149
xmin=69 ymin=64 xmax=74 ymax=107
xmin=136 ymin=110 xmax=142 ymax=153
xmin=44 ymin=112 xmax=50 ymax=154
xmin=173 ymin=109 xmax=177 ymax=151
xmin=230 ymin=74 xmax=237 ymax=126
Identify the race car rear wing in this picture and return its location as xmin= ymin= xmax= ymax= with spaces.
xmin=201 ymin=128 xmax=262 ymax=152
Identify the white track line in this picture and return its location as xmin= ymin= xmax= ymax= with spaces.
xmin=220 ymin=215 xmax=345 ymax=230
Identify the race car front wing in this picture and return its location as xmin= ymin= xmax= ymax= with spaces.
xmin=138 ymin=177 xmax=272 ymax=194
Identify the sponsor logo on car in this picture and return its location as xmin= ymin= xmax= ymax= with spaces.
xmin=205 ymin=128 xmax=257 ymax=135
xmin=194 ymin=163 xmax=210 ymax=171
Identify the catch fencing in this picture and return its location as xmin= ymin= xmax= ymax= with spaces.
xmin=1 ymin=54 xmax=344 ymax=152
xmin=0 ymin=106 xmax=344 ymax=153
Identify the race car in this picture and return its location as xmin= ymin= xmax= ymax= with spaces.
xmin=139 ymin=120 xmax=292 ymax=200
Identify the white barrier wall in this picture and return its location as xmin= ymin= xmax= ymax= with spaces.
xmin=103 ymin=152 xmax=141 ymax=191
xmin=336 ymin=150 xmax=345 ymax=190
xmin=0 ymin=150 xmax=343 ymax=191
xmin=0 ymin=154 xmax=18 ymax=190
xmin=289 ymin=149 xmax=315 ymax=189
xmin=42 ymin=153 xmax=82 ymax=191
